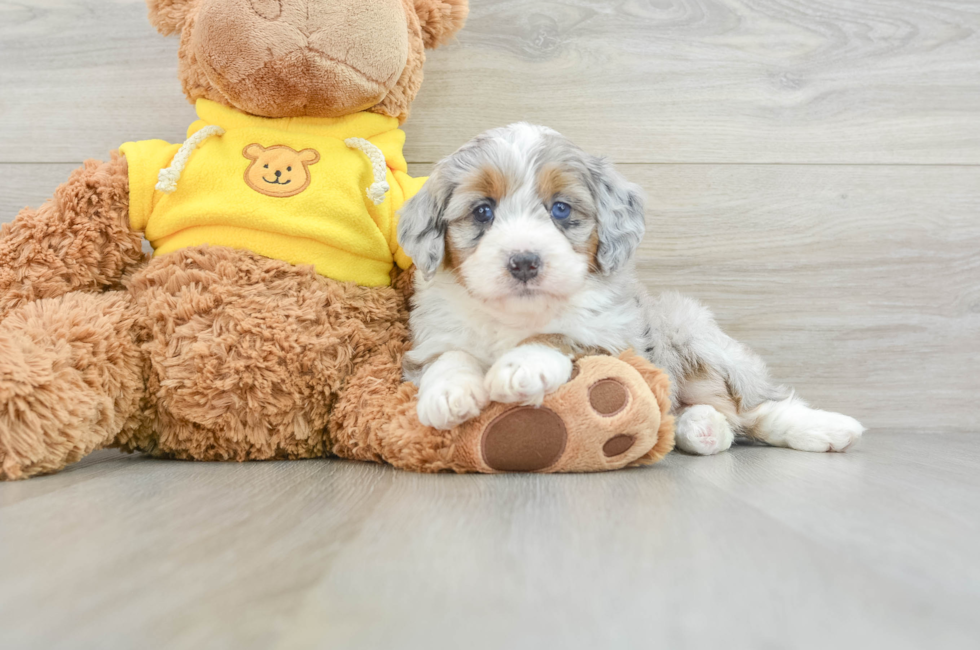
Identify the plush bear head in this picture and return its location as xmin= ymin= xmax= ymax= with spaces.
xmin=146 ymin=0 xmax=468 ymax=122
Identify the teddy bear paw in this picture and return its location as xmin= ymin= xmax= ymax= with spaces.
xmin=470 ymin=355 xmax=669 ymax=473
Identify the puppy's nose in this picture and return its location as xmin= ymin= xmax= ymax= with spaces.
xmin=508 ymin=253 xmax=541 ymax=282
xmin=274 ymin=170 xmax=282 ymax=177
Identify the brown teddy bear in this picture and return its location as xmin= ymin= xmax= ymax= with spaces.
xmin=0 ymin=0 xmax=674 ymax=480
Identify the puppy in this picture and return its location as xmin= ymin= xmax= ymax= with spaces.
xmin=397 ymin=124 xmax=863 ymax=455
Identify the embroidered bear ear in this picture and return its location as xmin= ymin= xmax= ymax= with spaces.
xmin=243 ymin=143 xmax=267 ymax=160
xmin=146 ymin=0 xmax=198 ymax=36
xmin=413 ymin=0 xmax=469 ymax=49
xmin=297 ymin=149 xmax=320 ymax=165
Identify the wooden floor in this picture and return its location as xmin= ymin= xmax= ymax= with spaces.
xmin=1 ymin=433 xmax=978 ymax=649
xmin=2 ymin=1 xmax=979 ymax=647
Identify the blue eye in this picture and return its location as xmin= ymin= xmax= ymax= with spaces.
xmin=551 ymin=202 xmax=571 ymax=220
xmin=473 ymin=204 xmax=495 ymax=224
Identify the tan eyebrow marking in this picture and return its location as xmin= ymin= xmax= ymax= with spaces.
xmin=462 ymin=166 xmax=510 ymax=202
xmin=537 ymin=163 xmax=574 ymax=201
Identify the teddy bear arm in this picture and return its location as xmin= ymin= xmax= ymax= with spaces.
xmin=0 ymin=152 xmax=144 ymax=322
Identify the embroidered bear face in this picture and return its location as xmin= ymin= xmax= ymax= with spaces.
xmin=243 ymin=144 xmax=320 ymax=198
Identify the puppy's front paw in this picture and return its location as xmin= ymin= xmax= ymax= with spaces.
xmin=417 ymin=374 xmax=489 ymax=431
xmin=485 ymin=345 xmax=573 ymax=406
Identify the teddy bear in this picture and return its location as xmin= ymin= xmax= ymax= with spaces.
xmin=0 ymin=0 xmax=674 ymax=481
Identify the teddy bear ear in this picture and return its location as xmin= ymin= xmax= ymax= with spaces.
xmin=146 ymin=0 xmax=197 ymax=36
xmin=413 ymin=0 xmax=469 ymax=49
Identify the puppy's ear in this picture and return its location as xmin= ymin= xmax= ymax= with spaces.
xmin=146 ymin=0 xmax=197 ymax=36
xmin=413 ymin=0 xmax=469 ymax=49
xmin=398 ymin=174 xmax=451 ymax=280
xmin=588 ymin=156 xmax=646 ymax=275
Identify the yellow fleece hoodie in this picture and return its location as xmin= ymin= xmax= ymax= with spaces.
xmin=120 ymin=99 xmax=425 ymax=287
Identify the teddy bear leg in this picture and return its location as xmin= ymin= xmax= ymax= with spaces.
xmin=0 ymin=291 xmax=147 ymax=480
xmin=333 ymin=350 xmax=675 ymax=474
xmin=0 ymin=153 xmax=143 ymax=322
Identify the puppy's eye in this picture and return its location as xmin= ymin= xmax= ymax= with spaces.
xmin=264 ymin=164 xmax=269 ymax=169
xmin=287 ymin=167 xmax=292 ymax=172
xmin=551 ymin=202 xmax=571 ymax=220
xmin=473 ymin=204 xmax=495 ymax=224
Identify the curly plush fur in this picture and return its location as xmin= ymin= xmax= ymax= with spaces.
xmin=0 ymin=292 xmax=146 ymax=479
xmin=0 ymin=154 xmax=143 ymax=319
xmin=0 ymin=0 xmax=675 ymax=480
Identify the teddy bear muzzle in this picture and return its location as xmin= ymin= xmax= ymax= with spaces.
xmin=192 ymin=0 xmax=410 ymax=117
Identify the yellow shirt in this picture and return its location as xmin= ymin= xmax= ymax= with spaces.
xmin=120 ymin=99 xmax=425 ymax=287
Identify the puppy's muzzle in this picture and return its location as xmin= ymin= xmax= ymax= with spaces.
xmin=508 ymin=252 xmax=541 ymax=283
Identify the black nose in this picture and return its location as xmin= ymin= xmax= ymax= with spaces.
xmin=508 ymin=253 xmax=541 ymax=282
xmin=274 ymin=170 xmax=282 ymax=177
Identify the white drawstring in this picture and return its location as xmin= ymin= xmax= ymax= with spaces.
xmin=155 ymin=128 xmax=389 ymax=204
xmin=155 ymin=125 xmax=226 ymax=193
xmin=345 ymin=137 xmax=390 ymax=205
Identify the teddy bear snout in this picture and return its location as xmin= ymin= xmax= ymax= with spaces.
xmin=248 ymin=0 xmax=282 ymax=21
xmin=193 ymin=0 xmax=410 ymax=118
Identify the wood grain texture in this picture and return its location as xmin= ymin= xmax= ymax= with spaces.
xmin=1 ymin=433 xmax=979 ymax=649
xmin=411 ymin=0 xmax=980 ymax=163
xmin=0 ymin=164 xmax=78 ymax=219
xmin=2 ymin=0 xmax=979 ymax=164
xmin=629 ymin=163 xmax=980 ymax=432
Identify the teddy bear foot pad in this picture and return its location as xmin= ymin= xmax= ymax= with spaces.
xmin=464 ymin=356 xmax=666 ymax=473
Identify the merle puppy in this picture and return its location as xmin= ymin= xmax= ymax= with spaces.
xmin=397 ymin=124 xmax=863 ymax=455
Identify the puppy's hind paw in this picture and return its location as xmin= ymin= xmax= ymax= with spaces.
xmin=674 ymin=405 xmax=735 ymax=456
xmin=752 ymin=398 xmax=864 ymax=452
xmin=783 ymin=409 xmax=864 ymax=452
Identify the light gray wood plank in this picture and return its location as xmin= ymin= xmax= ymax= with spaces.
xmin=0 ymin=0 xmax=196 ymax=163
xmin=2 ymin=1 xmax=979 ymax=164
xmin=0 ymin=163 xmax=79 ymax=221
xmin=628 ymin=163 xmax=980 ymax=433
xmin=3 ymin=162 xmax=978 ymax=433
xmin=410 ymin=0 xmax=980 ymax=164
xmin=0 ymin=433 xmax=978 ymax=650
